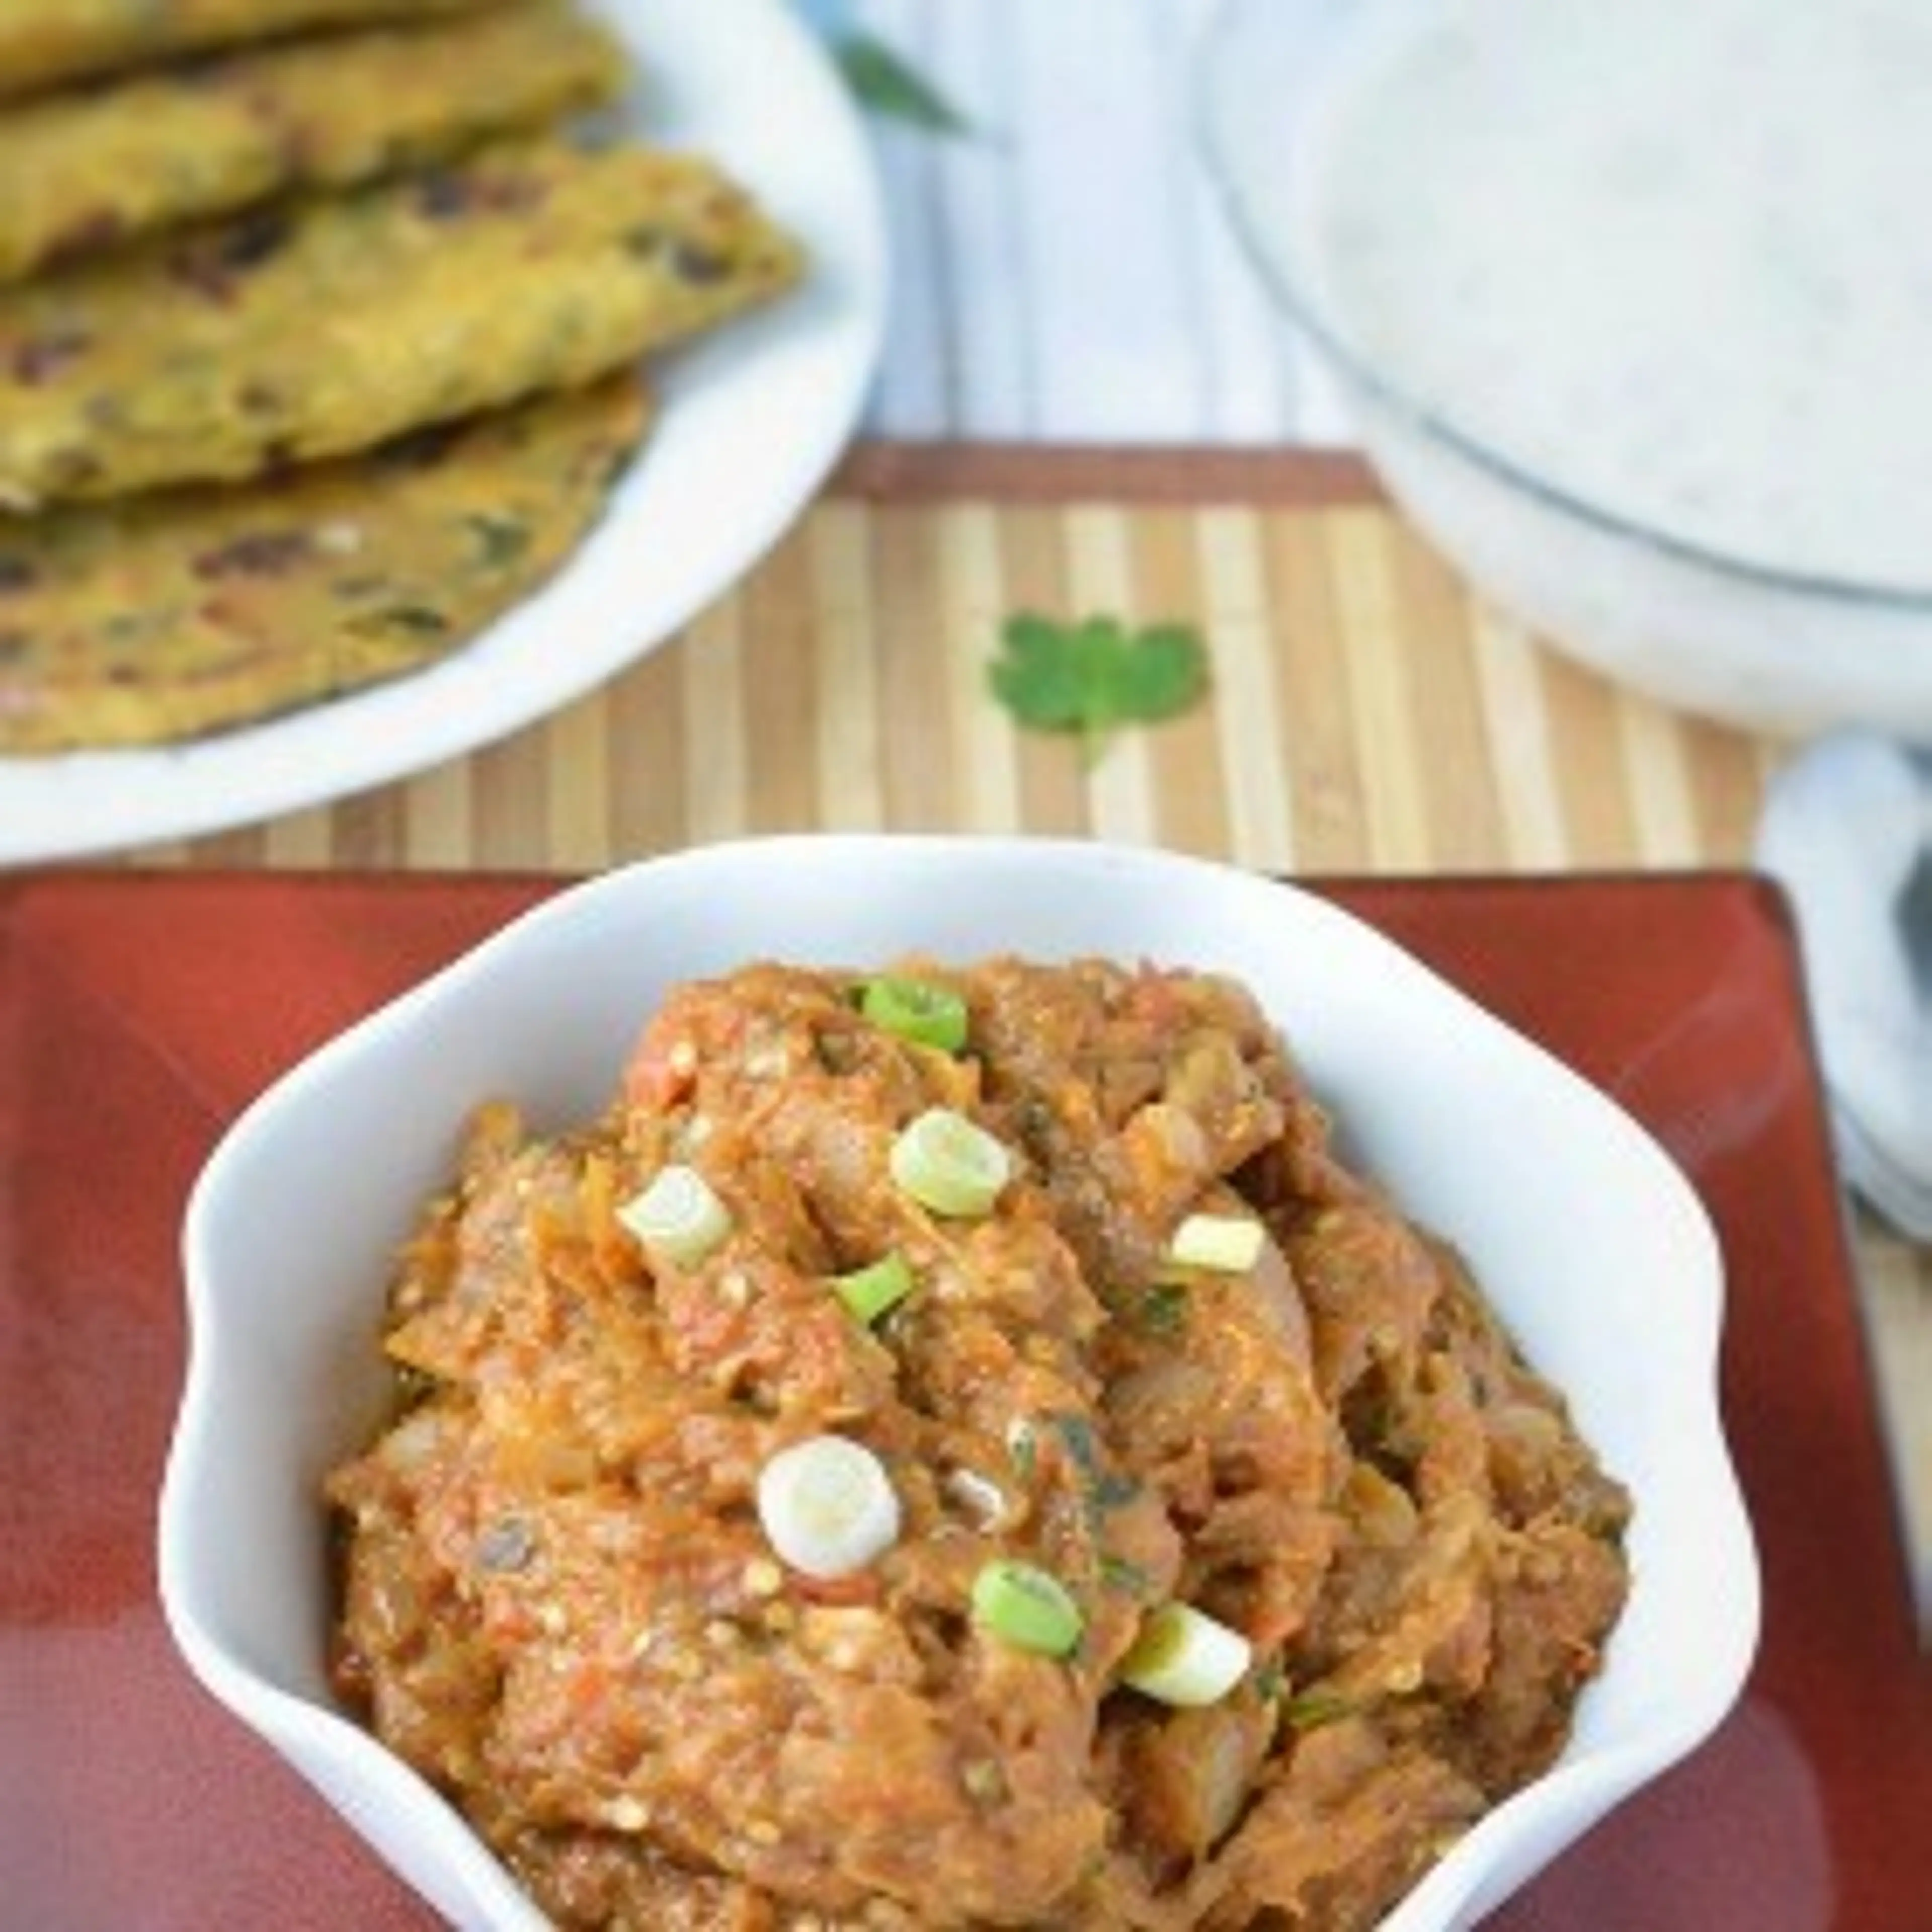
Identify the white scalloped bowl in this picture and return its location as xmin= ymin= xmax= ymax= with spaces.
xmin=158 ymin=836 xmax=1758 ymax=1930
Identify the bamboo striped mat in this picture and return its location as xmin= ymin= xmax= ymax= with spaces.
xmin=134 ymin=448 xmax=1781 ymax=877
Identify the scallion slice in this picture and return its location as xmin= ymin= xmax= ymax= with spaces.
xmin=890 ymin=1107 xmax=1011 ymax=1218
xmin=756 ymin=1433 xmax=902 ymax=1580
xmin=1119 ymin=1601 xmax=1253 ymax=1707
xmin=1165 ymin=1211 xmax=1266 ymax=1273
xmin=859 ymin=975 xmax=969 ymax=1053
xmin=830 ymin=1251 xmax=917 ymax=1325
xmin=970 ymin=1559 xmax=1083 ymax=1658
xmin=617 ymin=1163 xmax=732 ymax=1268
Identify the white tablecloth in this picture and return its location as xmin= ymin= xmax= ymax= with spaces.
xmin=824 ymin=0 xmax=1354 ymax=444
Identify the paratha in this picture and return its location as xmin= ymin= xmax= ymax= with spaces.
xmin=0 ymin=2 xmax=629 ymax=284
xmin=0 ymin=370 xmax=651 ymax=752
xmin=0 ymin=0 xmax=507 ymax=101
xmin=0 ymin=135 xmax=802 ymax=508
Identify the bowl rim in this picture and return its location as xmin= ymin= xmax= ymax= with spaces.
xmin=1191 ymin=0 xmax=1932 ymax=608
xmin=156 ymin=833 xmax=1763 ymax=1929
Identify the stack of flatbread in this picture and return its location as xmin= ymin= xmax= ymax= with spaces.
xmin=0 ymin=0 xmax=805 ymax=751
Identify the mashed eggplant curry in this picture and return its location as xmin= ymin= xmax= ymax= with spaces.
xmin=327 ymin=958 xmax=1631 ymax=1930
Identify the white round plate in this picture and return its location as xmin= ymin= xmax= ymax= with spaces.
xmin=0 ymin=0 xmax=887 ymax=865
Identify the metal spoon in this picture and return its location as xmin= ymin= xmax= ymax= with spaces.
xmin=1756 ymin=733 xmax=1932 ymax=1242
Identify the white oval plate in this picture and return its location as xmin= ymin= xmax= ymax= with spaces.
xmin=0 ymin=0 xmax=887 ymax=865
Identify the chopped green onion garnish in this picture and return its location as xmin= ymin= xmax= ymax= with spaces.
xmin=617 ymin=1163 xmax=732 ymax=1268
xmin=1165 ymin=1211 xmax=1266 ymax=1273
xmin=830 ymin=1251 xmax=917 ymax=1325
xmin=970 ymin=1559 xmax=1083 ymax=1657
xmin=756 ymin=1433 xmax=902 ymax=1580
xmin=859 ymin=974 xmax=970 ymax=1053
xmin=1119 ymin=1601 xmax=1254 ymax=1707
xmin=890 ymin=1107 xmax=1012 ymax=1217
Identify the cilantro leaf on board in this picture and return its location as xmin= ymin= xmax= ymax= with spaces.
xmin=988 ymin=613 xmax=1210 ymax=762
xmin=834 ymin=31 xmax=973 ymax=136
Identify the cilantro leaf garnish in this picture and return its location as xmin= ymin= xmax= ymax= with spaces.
xmin=988 ymin=613 xmax=1210 ymax=763
xmin=834 ymin=31 xmax=973 ymax=136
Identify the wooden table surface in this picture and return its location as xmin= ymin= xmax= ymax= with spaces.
xmin=124 ymin=442 xmax=1931 ymax=1613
